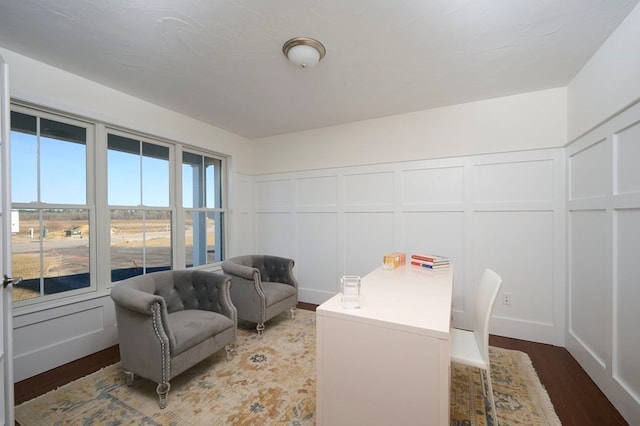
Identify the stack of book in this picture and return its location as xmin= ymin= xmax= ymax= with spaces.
xmin=410 ymin=253 xmax=450 ymax=270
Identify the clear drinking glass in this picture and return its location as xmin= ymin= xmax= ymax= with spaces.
xmin=340 ymin=275 xmax=361 ymax=309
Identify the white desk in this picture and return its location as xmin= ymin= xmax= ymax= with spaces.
xmin=316 ymin=265 xmax=453 ymax=426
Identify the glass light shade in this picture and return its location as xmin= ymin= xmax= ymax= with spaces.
xmin=287 ymin=44 xmax=321 ymax=68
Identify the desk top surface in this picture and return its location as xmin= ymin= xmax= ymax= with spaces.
xmin=316 ymin=264 xmax=453 ymax=339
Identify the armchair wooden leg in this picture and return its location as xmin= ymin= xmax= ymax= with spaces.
xmin=124 ymin=370 xmax=135 ymax=386
xmin=256 ymin=322 xmax=265 ymax=337
xmin=225 ymin=344 xmax=234 ymax=361
xmin=290 ymin=306 xmax=296 ymax=319
xmin=156 ymin=382 xmax=170 ymax=409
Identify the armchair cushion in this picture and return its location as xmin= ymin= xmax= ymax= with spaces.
xmin=168 ymin=309 xmax=234 ymax=355
xmin=263 ymin=281 xmax=297 ymax=305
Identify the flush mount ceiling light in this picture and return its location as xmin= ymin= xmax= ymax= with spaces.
xmin=282 ymin=37 xmax=326 ymax=68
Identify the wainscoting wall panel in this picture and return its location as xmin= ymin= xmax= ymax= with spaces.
xmin=250 ymin=148 xmax=565 ymax=345
xmin=475 ymin=211 xmax=556 ymax=341
xmin=570 ymin=139 xmax=609 ymax=199
xmin=400 ymin=211 xmax=465 ymax=311
xmin=296 ymin=213 xmax=339 ymax=297
xmin=400 ymin=166 xmax=464 ymax=206
xmin=255 ymin=212 xmax=292 ymax=257
xmin=569 ymin=209 xmax=608 ymax=368
xmin=615 ymin=122 xmax=640 ymax=194
xmin=614 ymin=208 xmax=640 ymax=405
xmin=14 ymin=307 xmax=103 ymax=357
xmin=474 ymin=159 xmax=555 ymax=203
xmin=255 ymin=179 xmax=291 ymax=211
xmin=344 ymin=171 xmax=394 ymax=210
xmin=296 ymin=176 xmax=337 ymax=210
xmin=567 ymin=100 xmax=640 ymax=424
xmin=231 ymin=173 xmax=254 ymax=257
xmin=12 ymin=294 xmax=117 ymax=382
xmin=344 ymin=212 xmax=395 ymax=277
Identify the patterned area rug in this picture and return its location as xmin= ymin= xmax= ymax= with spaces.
xmin=16 ymin=309 xmax=560 ymax=425
xmin=451 ymin=346 xmax=561 ymax=425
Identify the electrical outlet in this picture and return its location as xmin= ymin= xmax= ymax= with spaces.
xmin=503 ymin=293 xmax=511 ymax=305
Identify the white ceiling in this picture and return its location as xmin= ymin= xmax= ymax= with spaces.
xmin=0 ymin=0 xmax=638 ymax=139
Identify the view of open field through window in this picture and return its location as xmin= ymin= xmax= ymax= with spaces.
xmin=12 ymin=210 xmax=89 ymax=302
xmin=11 ymin=212 xmax=214 ymax=301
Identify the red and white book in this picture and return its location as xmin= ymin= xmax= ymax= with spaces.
xmin=411 ymin=253 xmax=449 ymax=265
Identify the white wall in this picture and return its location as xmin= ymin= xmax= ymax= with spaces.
xmin=567 ymin=3 xmax=640 ymax=142
xmin=0 ymin=47 xmax=253 ymax=173
xmin=0 ymin=47 xmax=254 ymax=381
xmin=252 ymin=87 xmax=566 ymax=174
xmin=566 ymin=3 xmax=640 ymax=423
xmin=228 ymin=172 xmax=255 ymax=257
xmin=242 ymin=87 xmax=569 ymax=346
xmin=566 ymin=101 xmax=640 ymax=426
xmin=252 ymin=148 xmax=566 ymax=346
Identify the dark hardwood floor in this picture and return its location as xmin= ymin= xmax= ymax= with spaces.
xmin=14 ymin=302 xmax=628 ymax=425
xmin=489 ymin=335 xmax=628 ymax=425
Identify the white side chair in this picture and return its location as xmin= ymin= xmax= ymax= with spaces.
xmin=451 ymin=268 xmax=503 ymax=424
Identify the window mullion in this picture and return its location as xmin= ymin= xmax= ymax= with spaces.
xmin=139 ymin=140 xmax=144 ymax=207
xmin=38 ymin=210 xmax=44 ymax=296
xmin=36 ymin=117 xmax=41 ymax=204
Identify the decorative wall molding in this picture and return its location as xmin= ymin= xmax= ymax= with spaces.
xmin=250 ymin=148 xmax=566 ymax=345
xmin=567 ymin=100 xmax=640 ymax=425
xmin=12 ymin=293 xmax=117 ymax=382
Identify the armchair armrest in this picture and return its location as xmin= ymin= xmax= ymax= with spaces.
xmin=110 ymin=283 xmax=176 ymax=353
xmin=221 ymin=259 xmax=259 ymax=281
xmin=111 ymin=285 xmax=165 ymax=315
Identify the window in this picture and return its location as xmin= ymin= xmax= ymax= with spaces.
xmin=9 ymin=103 xmax=229 ymax=305
xmin=10 ymin=109 xmax=93 ymax=303
xmin=182 ymin=151 xmax=225 ymax=266
xmin=108 ymin=133 xmax=172 ymax=281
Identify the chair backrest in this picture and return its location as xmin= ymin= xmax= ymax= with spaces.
xmin=225 ymin=254 xmax=296 ymax=285
xmin=473 ymin=268 xmax=503 ymax=365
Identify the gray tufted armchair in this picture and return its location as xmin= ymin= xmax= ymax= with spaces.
xmin=110 ymin=270 xmax=236 ymax=408
xmin=221 ymin=255 xmax=298 ymax=336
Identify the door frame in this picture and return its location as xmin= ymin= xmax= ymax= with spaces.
xmin=1 ymin=53 xmax=15 ymax=426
